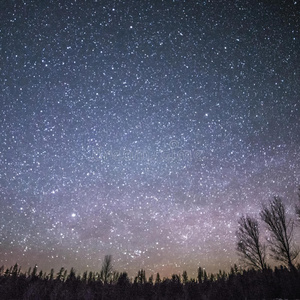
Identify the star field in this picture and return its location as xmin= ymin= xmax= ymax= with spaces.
xmin=1 ymin=0 xmax=300 ymax=277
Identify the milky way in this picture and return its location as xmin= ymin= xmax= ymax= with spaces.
xmin=1 ymin=0 xmax=300 ymax=277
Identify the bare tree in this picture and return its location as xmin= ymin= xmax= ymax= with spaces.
xmin=260 ymin=197 xmax=298 ymax=269
xmin=296 ymin=188 xmax=300 ymax=222
xmin=297 ymin=208 xmax=300 ymax=221
xmin=100 ymin=255 xmax=114 ymax=284
xmin=236 ymin=215 xmax=267 ymax=270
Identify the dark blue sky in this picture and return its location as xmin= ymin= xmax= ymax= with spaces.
xmin=0 ymin=0 xmax=299 ymax=277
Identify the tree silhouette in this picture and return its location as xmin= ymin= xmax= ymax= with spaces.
xmin=135 ymin=269 xmax=146 ymax=284
xmin=197 ymin=267 xmax=205 ymax=283
xmin=100 ymin=254 xmax=114 ymax=284
xmin=296 ymin=187 xmax=300 ymax=222
xmin=56 ymin=267 xmax=65 ymax=281
xmin=236 ymin=215 xmax=267 ymax=270
xmin=260 ymin=197 xmax=299 ymax=269
xmin=148 ymin=274 xmax=153 ymax=284
xmin=182 ymin=270 xmax=188 ymax=284
xmin=155 ymin=272 xmax=161 ymax=284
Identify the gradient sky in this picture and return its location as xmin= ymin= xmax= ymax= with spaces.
xmin=1 ymin=0 xmax=300 ymax=278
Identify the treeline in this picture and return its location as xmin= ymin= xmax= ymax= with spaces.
xmin=1 ymin=262 xmax=300 ymax=299
xmin=1 ymin=192 xmax=300 ymax=299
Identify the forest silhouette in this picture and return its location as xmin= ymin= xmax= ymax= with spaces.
xmin=1 ymin=192 xmax=300 ymax=299
xmin=1 ymin=262 xmax=300 ymax=299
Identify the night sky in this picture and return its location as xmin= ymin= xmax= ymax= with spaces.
xmin=1 ymin=0 xmax=300 ymax=278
